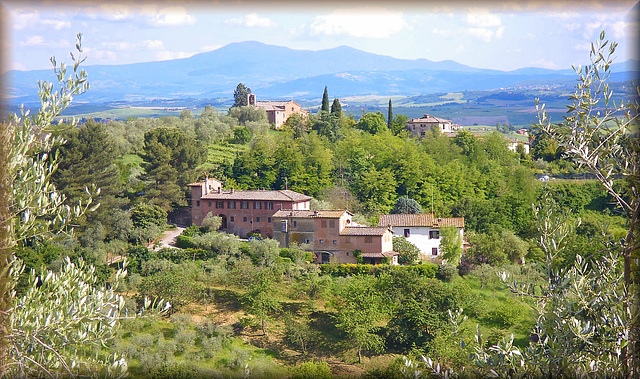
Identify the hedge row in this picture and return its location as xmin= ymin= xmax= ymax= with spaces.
xmin=319 ymin=262 xmax=439 ymax=278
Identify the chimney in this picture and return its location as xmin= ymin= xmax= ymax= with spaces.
xmin=203 ymin=176 xmax=209 ymax=195
xmin=314 ymin=210 xmax=319 ymax=217
xmin=218 ymin=187 xmax=222 ymax=194
xmin=231 ymin=187 xmax=234 ymax=194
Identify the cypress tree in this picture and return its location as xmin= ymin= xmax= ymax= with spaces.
xmin=321 ymin=86 xmax=330 ymax=113
xmin=388 ymin=99 xmax=393 ymax=129
xmin=331 ymin=98 xmax=342 ymax=118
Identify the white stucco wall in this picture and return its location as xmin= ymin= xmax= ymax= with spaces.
xmin=392 ymin=226 xmax=463 ymax=260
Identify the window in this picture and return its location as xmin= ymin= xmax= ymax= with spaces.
xmin=304 ymin=239 xmax=310 ymax=244
xmin=364 ymin=236 xmax=372 ymax=243
xmin=432 ymin=248 xmax=438 ymax=256
xmin=216 ymin=201 xmax=224 ymax=209
xmin=267 ymin=217 xmax=271 ymax=223
xmin=241 ymin=201 xmax=248 ymax=209
xmin=429 ymin=230 xmax=440 ymax=239
xmin=404 ymin=228 xmax=410 ymax=237
xmin=254 ymin=201 xmax=262 ymax=209
xmin=319 ymin=239 xmax=324 ymax=244
xmin=333 ymin=240 xmax=337 ymax=244
xmin=265 ymin=202 xmax=273 ymax=210
xmin=329 ymin=220 xmax=336 ymax=228
xmin=321 ymin=220 xmax=327 ymax=228
xmin=208 ymin=201 xmax=212 ymax=207
xmin=243 ymin=217 xmax=247 ymax=222
xmin=228 ymin=201 xmax=236 ymax=209
xmin=230 ymin=216 xmax=235 ymax=222
xmin=256 ymin=217 xmax=260 ymax=223
xmin=293 ymin=221 xmax=297 ymax=227
xmin=196 ymin=200 xmax=200 ymax=207
xmin=346 ymin=252 xmax=349 ymax=256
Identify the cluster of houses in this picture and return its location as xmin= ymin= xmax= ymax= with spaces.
xmin=205 ymin=94 xmax=532 ymax=265
xmin=189 ymin=177 xmax=464 ymax=266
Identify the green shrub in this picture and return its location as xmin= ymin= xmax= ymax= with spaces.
xmin=290 ymin=361 xmax=332 ymax=379
xmin=485 ymin=298 xmax=524 ymax=327
xmin=436 ymin=263 xmax=458 ymax=282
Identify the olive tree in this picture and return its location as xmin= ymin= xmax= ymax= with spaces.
xmin=417 ymin=30 xmax=639 ymax=378
xmin=0 ymin=34 xmax=168 ymax=378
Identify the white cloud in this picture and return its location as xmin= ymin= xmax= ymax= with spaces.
xmin=200 ymin=45 xmax=222 ymax=52
xmin=156 ymin=51 xmax=195 ymax=61
xmin=19 ymin=35 xmax=72 ymax=48
xmin=143 ymin=40 xmax=165 ymax=50
xmin=11 ymin=8 xmax=40 ymax=30
xmin=21 ymin=35 xmax=45 ymax=46
xmin=42 ymin=19 xmax=71 ymax=30
xmin=150 ymin=7 xmax=196 ymax=27
xmin=534 ymin=58 xmax=558 ymax=70
xmin=310 ymin=7 xmax=408 ymax=38
xmin=432 ymin=27 xmax=451 ymax=36
xmin=98 ymin=4 xmax=133 ymax=21
xmin=465 ymin=8 xmax=504 ymax=42
xmin=102 ymin=41 xmax=136 ymax=50
xmin=467 ymin=26 xmax=504 ymax=42
xmin=548 ymin=11 xmax=580 ymax=20
xmin=84 ymin=48 xmax=118 ymax=62
xmin=466 ymin=8 xmax=502 ymax=28
xmin=226 ymin=13 xmax=275 ymax=27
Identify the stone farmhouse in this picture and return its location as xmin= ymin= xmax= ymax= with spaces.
xmin=248 ymin=94 xmax=308 ymax=129
xmin=273 ymin=210 xmax=398 ymax=265
xmin=406 ymin=114 xmax=454 ymax=138
xmin=189 ymin=178 xmax=312 ymax=238
xmin=378 ymin=213 xmax=464 ymax=261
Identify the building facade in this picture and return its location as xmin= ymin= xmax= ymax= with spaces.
xmin=406 ymin=114 xmax=453 ymax=138
xmin=189 ymin=178 xmax=312 ymax=238
xmin=378 ymin=213 xmax=464 ymax=261
xmin=248 ymin=94 xmax=308 ymax=129
xmin=273 ymin=210 xmax=397 ymax=265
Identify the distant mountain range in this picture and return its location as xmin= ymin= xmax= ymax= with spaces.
xmin=4 ymin=41 xmax=639 ymax=105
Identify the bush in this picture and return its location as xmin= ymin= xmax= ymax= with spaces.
xmin=485 ymin=298 xmax=525 ymax=327
xmin=290 ymin=361 xmax=332 ymax=379
xmin=436 ymin=263 xmax=458 ymax=282
xmin=457 ymin=260 xmax=473 ymax=277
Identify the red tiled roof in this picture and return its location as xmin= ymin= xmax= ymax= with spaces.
xmin=272 ymin=210 xmax=350 ymax=218
xmin=407 ymin=114 xmax=452 ymax=123
xmin=361 ymin=251 xmax=398 ymax=258
xmin=201 ymin=189 xmax=312 ymax=202
xmin=377 ymin=214 xmax=464 ymax=228
xmin=340 ymin=227 xmax=390 ymax=236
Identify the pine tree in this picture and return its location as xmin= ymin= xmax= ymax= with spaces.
xmin=388 ymin=99 xmax=393 ymax=129
xmin=233 ymin=83 xmax=251 ymax=107
xmin=321 ymin=86 xmax=330 ymax=113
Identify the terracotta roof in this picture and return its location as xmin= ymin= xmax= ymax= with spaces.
xmin=201 ymin=189 xmax=312 ymax=202
xmin=361 ymin=251 xmax=398 ymax=258
xmin=255 ymin=100 xmax=298 ymax=111
xmin=272 ymin=210 xmax=351 ymax=218
xmin=188 ymin=179 xmax=222 ymax=187
xmin=377 ymin=214 xmax=464 ymax=228
xmin=407 ymin=114 xmax=452 ymax=123
xmin=340 ymin=227 xmax=390 ymax=236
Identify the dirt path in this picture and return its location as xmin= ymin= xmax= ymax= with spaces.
xmin=153 ymin=227 xmax=185 ymax=250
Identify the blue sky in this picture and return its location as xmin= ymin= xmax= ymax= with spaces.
xmin=2 ymin=1 xmax=638 ymax=73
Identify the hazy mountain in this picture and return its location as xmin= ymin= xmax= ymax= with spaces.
xmin=4 ymin=41 xmax=638 ymax=104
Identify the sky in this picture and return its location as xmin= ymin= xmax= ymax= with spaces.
xmin=1 ymin=0 xmax=638 ymax=73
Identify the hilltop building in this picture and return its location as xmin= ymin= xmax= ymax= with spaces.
xmin=273 ymin=210 xmax=397 ymax=265
xmin=378 ymin=213 xmax=464 ymax=261
xmin=247 ymin=94 xmax=308 ymax=129
xmin=406 ymin=114 xmax=453 ymax=138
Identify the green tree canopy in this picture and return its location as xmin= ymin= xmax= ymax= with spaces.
xmin=356 ymin=112 xmax=387 ymax=135
xmin=392 ymin=196 xmax=423 ymax=214
xmin=233 ymin=83 xmax=251 ymax=108
xmin=393 ymin=236 xmax=420 ymax=264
